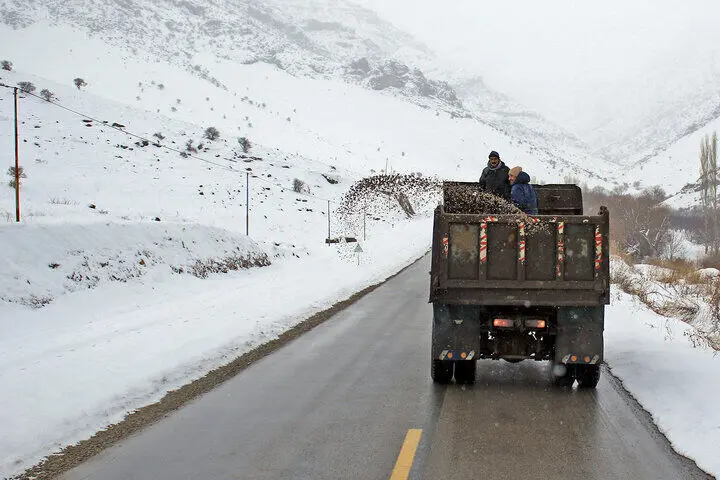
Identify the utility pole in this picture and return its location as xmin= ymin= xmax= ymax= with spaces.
xmin=14 ymin=87 xmax=20 ymax=222
xmin=327 ymin=200 xmax=331 ymax=241
xmin=245 ymin=172 xmax=249 ymax=235
xmin=363 ymin=206 xmax=366 ymax=241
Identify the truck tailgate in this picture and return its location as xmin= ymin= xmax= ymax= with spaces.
xmin=430 ymin=208 xmax=610 ymax=306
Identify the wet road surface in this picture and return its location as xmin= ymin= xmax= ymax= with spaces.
xmin=59 ymin=257 xmax=713 ymax=480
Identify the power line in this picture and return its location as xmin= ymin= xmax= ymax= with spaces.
xmin=0 ymin=82 xmax=338 ymax=204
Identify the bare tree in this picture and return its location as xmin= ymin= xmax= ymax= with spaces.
xmin=1 ymin=60 xmax=12 ymax=71
xmin=293 ymin=178 xmax=308 ymax=193
xmin=238 ymin=136 xmax=252 ymax=153
xmin=40 ymin=89 xmax=55 ymax=102
xmin=661 ymin=230 xmax=688 ymax=260
xmin=204 ymin=127 xmax=220 ymax=141
xmin=17 ymin=81 xmax=36 ymax=94
xmin=73 ymin=77 xmax=88 ymax=90
xmin=700 ymin=132 xmax=719 ymax=254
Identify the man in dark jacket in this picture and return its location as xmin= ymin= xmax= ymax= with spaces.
xmin=479 ymin=151 xmax=511 ymax=200
xmin=509 ymin=166 xmax=539 ymax=215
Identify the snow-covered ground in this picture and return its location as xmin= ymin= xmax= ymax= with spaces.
xmin=0 ymin=217 xmax=433 ymax=476
xmin=605 ymin=288 xmax=720 ymax=478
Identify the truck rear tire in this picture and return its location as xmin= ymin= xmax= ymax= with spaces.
xmin=454 ymin=360 xmax=477 ymax=384
xmin=577 ymin=365 xmax=601 ymax=388
xmin=551 ymin=363 xmax=575 ymax=387
xmin=431 ymin=360 xmax=454 ymax=384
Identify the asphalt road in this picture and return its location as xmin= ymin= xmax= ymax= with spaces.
xmin=59 ymin=257 xmax=713 ymax=480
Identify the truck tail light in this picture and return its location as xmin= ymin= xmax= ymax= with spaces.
xmin=525 ymin=319 xmax=547 ymax=329
xmin=493 ymin=318 xmax=513 ymax=328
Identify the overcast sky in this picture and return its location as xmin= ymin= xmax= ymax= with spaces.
xmin=354 ymin=0 xmax=720 ymax=139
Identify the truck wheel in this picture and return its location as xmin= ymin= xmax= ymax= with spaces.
xmin=551 ymin=363 xmax=574 ymax=387
xmin=454 ymin=360 xmax=476 ymax=384
xmin=431 ymin=360 xmax=454 ymax=384
xmin=577 ymin=365 xmax=601 ymax=388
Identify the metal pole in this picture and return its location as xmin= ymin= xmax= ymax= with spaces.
xmin=363 ymin=206 xmax=366 ymax=241
xmin=327 ymin=200 xmax=331 ymax=241
xmin=245 ymin=172 xmax=249 ymax=235
xmin=14 ymin=87 xmax=19 ymax=222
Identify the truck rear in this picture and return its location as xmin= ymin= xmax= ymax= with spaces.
xmin=429 ymin=182 xmax=610 ymax=387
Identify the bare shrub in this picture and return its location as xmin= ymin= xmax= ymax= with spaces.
xmin=189 ymin=253 xmax=271 ymax=278
xmin=74 ymin=77 xmax=87 ymax=90
xmin=19 ymin=294 xmax=54 ymax=309
xmin=699 ymin=253 xmax=720 ymax=270
xmin=7 ymin=166 xmax=26 ymax=188
xmin=611 ymin=260 xmax=646 ymax=298
xmin=49 ymin=197 xmax=76 ymax=205
xmin=1 ymin=60 xmax=12 ymax=71
xmin=584 ymin=186 xmax=673 ymax=260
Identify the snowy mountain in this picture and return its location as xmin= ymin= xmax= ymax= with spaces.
xmin=627 ymin=113 xmax=720 ymax=210
xmin=0 ymin=0 xmax=612 ymax=182
xmin=592 ymin=89 xmax=720 ymax=169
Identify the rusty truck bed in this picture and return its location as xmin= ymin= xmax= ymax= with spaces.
xmin=429 ymin=200 xmax=610 ymax=307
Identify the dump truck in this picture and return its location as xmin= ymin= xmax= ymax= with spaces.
xmin=429 ymin=182 xmax=610 ymax=387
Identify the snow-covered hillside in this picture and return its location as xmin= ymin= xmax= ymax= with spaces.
xmin=623 ymin=112 xmax=720 ymax=209
xmin=589 ymin=78 xmax=720 ymax=168
xmin=0 ymin=0 xmax=613 ymax=182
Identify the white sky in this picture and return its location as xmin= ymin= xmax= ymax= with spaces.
xmin=354 ymin=0 xmax=720 ymax=139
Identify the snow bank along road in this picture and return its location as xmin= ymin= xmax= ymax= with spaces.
xmin=53 ymin=257 xmax=712 ymax=480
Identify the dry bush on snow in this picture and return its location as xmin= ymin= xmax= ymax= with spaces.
xmin=292 ymin=178 xmax=309 ymax=194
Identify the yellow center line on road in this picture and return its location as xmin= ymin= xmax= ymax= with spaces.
xmin=389 ymin=428 xmax=423 ymax=480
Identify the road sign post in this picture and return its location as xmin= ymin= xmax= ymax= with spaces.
xmin=354 ymin=243 xmax=363 ymax=266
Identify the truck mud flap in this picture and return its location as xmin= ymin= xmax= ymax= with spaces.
xmin=555 ymin=306 xmax=604 ymax=365
xmin=431 ymin=303 xmax=482 ymax=360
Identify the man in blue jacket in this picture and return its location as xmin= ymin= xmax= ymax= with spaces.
xmin=508 ymin=166 xmax=539 ymax=215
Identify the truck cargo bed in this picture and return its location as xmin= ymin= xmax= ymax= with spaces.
xmin=430 ymin=183 xmax=610 ymax=307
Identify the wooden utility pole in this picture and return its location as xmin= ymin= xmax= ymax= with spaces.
xmin=14 ymin=87 xmax=19 ymax=222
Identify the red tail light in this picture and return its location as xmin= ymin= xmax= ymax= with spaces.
xmin=493 ymin=318 xmax=514 ymax=328
xmin=525 ymin=319 xmax=547 ymax=329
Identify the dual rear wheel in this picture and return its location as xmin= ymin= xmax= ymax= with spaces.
xmin=552 ymin=363 xmax=601 ymax=388
xmin=432 ymin=360 xmax=601 ymax=388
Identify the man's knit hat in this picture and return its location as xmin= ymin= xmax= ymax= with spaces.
xmin=488 ymin=150 xmax=500 ymax=159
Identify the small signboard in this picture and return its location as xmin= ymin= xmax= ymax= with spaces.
xmin=354 ymin=244 xmax=364 ymax=253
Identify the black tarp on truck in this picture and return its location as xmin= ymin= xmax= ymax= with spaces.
xmin=429 ymin=182 xmax=610 ymax=387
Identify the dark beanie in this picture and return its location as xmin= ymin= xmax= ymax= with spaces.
xmin=489 ymin=151 xmax=500 ymax=159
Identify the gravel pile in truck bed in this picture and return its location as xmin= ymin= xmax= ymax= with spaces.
xmin=443 ymin=183 xmax=550 ymax=234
